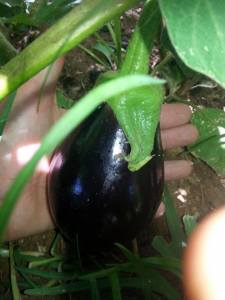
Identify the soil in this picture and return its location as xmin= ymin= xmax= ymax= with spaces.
xmin=1 ymin=7 xmax=225 ymax=300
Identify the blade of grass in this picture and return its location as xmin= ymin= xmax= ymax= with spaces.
xmin=109 ymin=17 xmax=122 ymax=67
xmin=90 ymin=278 xmax=101 ymax=300
xmin=18 ymin=271 xmax=38 ymax=289
xmin=148 ymin=269 xmax=182 ymax=300
xmin=23 ymin=278 xmax=125 ymax=296
xmin=163 ymin=185 xmax=186 ymax=256
xmin=78 ymin=44 xmax=109 ymax=68
xmin=0 ymin=91 xmax=16 ymax=137
xmin=183 ymin=214 xmax=198 ymax=237
xmin=24 ymin=281 xmax=93 ymax=296
xmin=141 ymin=257 xmax=181 ymax=278
xmin=116 ymin=243 xmax=140 ymax=262
xmin=116 ymin=256 xmax=181 ymax=278
xmin=9 ymin=243 xmax=22 ymax=300
xmin=16 ymin=267 xmax=78 ymax=280
xmin=93 ymin=42 xmax=115 ymax=68
xmin=109 ymin=271 xmax=122 ymax=300
xmin=24 ymin=275 xmax=180 ymax=297
xmin=152 ymin=236 xmax=176 ymax=257
xmin=0 ymin=74 xmax=164 ymax=243
xmin=28 ymin=256 xmax=63 ymax=268
xmin=80 ymin=267 xmax=117 ymax=280
xmin=0 ymin=31 xmax=17 ymax=66
xmin=49 ymin=232 xmax=61 ymax=256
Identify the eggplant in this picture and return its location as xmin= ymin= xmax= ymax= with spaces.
xmin=47 ymin=104 xmax=164 ymax=251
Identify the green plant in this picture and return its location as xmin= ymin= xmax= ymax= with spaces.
xmin=0 ymin=0 xmax=225 ymax=298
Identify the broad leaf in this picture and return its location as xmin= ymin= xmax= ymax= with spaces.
xmin=189 ymin=108 xmax=225 ymax=175
xmin=159 ymin=0 xmax=225 ymax=88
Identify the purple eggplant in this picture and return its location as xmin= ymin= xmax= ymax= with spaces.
xmin=47 ymin=104 xmax=164 ymax=250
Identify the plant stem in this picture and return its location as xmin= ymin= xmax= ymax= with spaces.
xmin=0 ymin=31 xmax=17 ymax=66
xmin=0 ymin=0 xmax=139 ymax=101
xmin=9 ymin=243 xmax=22 ymax=300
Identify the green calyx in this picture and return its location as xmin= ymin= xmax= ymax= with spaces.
xmin=107 ymin=0 xmax=164 ymax=171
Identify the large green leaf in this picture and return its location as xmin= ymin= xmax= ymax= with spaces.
xmin=189 ymin=108 xmax=225 ymax=175
xmin=158 ymin=0 xmax=225 ymax=88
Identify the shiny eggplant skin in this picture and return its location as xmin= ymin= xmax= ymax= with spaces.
xmin=47 ymin=104 xmax=164 ymax=250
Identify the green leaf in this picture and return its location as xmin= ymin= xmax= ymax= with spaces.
xmin=89 ymin=278 xmax=101 ymax=300
xmin=183 ymin=214 xmax=198 ymax=238
xmin=188 ymin=108 xmax=225 ymax=175
xmin=93 ymin=42 xmax=114 ymax=66
xmin=115 ymin=243 xmax=140 ymax=263
xmin=0 ymin=74 xmax=163 ymax=243
xmin=152 ymin=236 xmax=176 ymax=258
xmin=79 ymin=44 xmax=108 ymax=68
xmin=142 ymin=256 xmax=181 ymax=278
xmin=56 ymin=90 xmax=73 ymax=109
xmin=16 ymin=267 xmax=78 ymax=280
xmin=158 ymin=0 xmax=225 ymax=88
xmin=109 ymin=271 xmax=122 ymax=300
xmin=0 ymin=32 xmax=17 ymax=66
xmin=0 ymin=92 xmax=16 ymax=137
xmin=148 ymin=269 xmax=182 ymax=300
xmin=108 ymin=0 xmax=164 ymax=171
xmin=163 ymin=186 xmax=186 ymax=257
xmin=9 ymin=243 xmax=22 ymax=300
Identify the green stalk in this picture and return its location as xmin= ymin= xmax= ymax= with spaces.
xmin=0 ymin=0 xmax=139 ymax=101
xmin=0 ymin=31 xmax=17 ymax=66
xmin=9 ymin=243 xmax=22 ymax=300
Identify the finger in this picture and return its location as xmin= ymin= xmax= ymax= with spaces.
xmin=160 ymin=104 xmax=192 ymax=129
xmin=161 ymin=124 xmax=199 ymax=150
xmin=164 ymin=160 xmax=193 ymax=181
xmin=183 ymin=206 xmax=225 ymax=300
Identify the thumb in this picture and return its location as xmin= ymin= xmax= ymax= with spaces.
xmin=183 ymin=206 xmax=225 ymax=300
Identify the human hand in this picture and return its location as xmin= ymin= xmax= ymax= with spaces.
xmin=0 ymin=59 xmax=198 ymax=240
